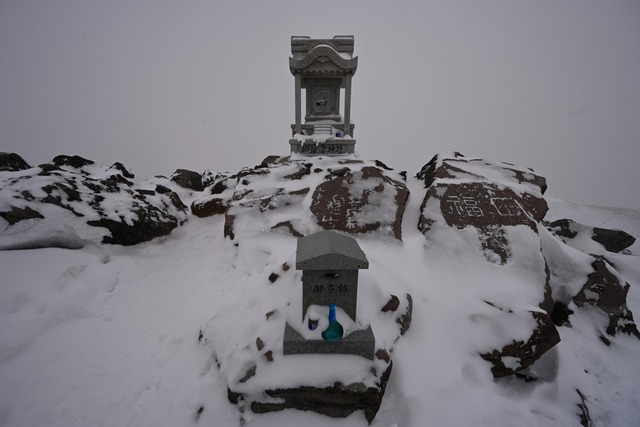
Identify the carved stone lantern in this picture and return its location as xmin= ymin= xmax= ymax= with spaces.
xmin=283 ymin=230 xmax=375 ymax=360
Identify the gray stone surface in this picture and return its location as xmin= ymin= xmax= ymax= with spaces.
xmin=283 ymin=323 xmax=375 ymax=360
xmin=289 ymin=36 xmax=358 ymax=152
xmin=297 ymin=230 xmax=368 ymax=320
xmin=302 ymin=270 xmax=359 ymax=321
xmin=296 ymin=230 xmax=368 ymax=270
xmin=290 ymin=139 xmax=355 ymax=156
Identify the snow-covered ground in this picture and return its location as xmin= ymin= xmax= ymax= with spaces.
xmin=1 ymin=179 xmax=639 ymax=427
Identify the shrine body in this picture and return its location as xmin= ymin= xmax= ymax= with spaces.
xmin=289 ymin=36 xmax=358 ymax=156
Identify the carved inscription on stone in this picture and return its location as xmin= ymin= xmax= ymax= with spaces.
xmin=444 ymin=195 xmax=525 ymax=219
xmin=490 ymin=197 xmax=523 ymax=217
xmin=439 ymin=183 xmax=537 ymax=230
xmin=311 ymin=283 xmax=352 ymax=296
xmin=431 ymin=182 xmax=548 ymax=264
xmin=445 ymin=196 xmax=484 ymax=217
xmin=300 ymin=144 xmax=347 ymax=155
xmin=302 ymin=269 xmax=358 ymax=321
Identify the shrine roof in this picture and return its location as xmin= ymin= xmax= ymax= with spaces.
xmin=289 ymin=36 xmax=358 ymax=74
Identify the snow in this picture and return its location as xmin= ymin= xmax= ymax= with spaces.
xmin=0 ymin=162 xmax=188 ymax=250
xmin=546 ymin=197 xmax=640 ymax=254
xmin=1 ymin=170 xmax=640 ymax=426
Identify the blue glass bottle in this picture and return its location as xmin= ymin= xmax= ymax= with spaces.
xmin=321 ymin=303 xmax=344 ymax=342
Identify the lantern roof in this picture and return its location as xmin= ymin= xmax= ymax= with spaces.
xmin=296 ymin=230 xmax=369 ymax=270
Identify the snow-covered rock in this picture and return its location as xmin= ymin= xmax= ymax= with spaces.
xmin=171 ymin=169 xmax=205 ymax=192
xmin=0 ymin=152 xmax=31 ymax=172
xmin=415 ymin=152 xmax=559 ymax=378
xmin=199 ymin=231 xmax=413 ymax=422
xmin=192 ymin=156 xmax=409 ymax=241
xmin=541 ymin=226 xmax=640 ymax=341
xmin=0 ymin=154 xmax=188 ymax=249
xmin=547 ymin=218 xmax=636 ymax=253
xmin=1 ymin=151 xmax=640 ymax=426
xmin=416 ymin=152 xmax=548 ymax=264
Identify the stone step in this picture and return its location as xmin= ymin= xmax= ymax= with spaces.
xmin=313 ymin=124 xmax=333 ymax=135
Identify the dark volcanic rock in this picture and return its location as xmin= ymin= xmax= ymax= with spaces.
xmin=52 ymin=155 xmax=94 ymax=169
xmin=208 ymin=177 xmax=232 ymax=195
xmin=271 ymin=221 xmax=304 ymax=237
xmin=0 ymin=156 xmax=188 ymax=248
xmin=258 ymin=155 xmax=283 ymax=168
xmin=427 ymin=181 xmax=545 ymax=263
xmin=0 ymin=206 xmax=44 ymax=225
xmin=437 ymin=182 xmax=543 ymax=229
xmin=311 ymin=165 xmax=409 ymax=240
xmin=165 ymin=191 xmax=187 ymax=211
xmin=592 ymin=227 xmax=635 ymax=253
xmin=218 ymin=158 xmax=409 ymax=241
xmin=380 ymin=294 xmax=413 ymax=335
xmin=543 ymin=221 xmax=640 ymax=345
xmin=417 ymin=153 xmax=548 ymax=264
xmin=284 ymin=162 xmax=312 ymax=180
xmin=381 ymin=295 xmax=400 ymax=312
xmin=191 ymin=197 xmax=228 ymax=217
xmin=416 ymin=153 xmax=559 ymax=378
xmin=547 ymin=218 xmax=636 ymax=253
xmin=155 ymin=185 xmax=171 ymax=194
xmin=171 ymin=169 xmax=204 ymax=192
xmin=190 ymin=175 xmax=234 ymax=217
xmin=546 ymin=219 xmax=578 ymax=239
xmin=108 ymin=162 xmax=135 ymax=179
xmin=397 ymin=293 xmax=413 ymax=336
xmin=551 ymin=301 xmax=574 ymax=327
xmin=0 ymin=152 xmax=31 ymax=171
xmin=480 ymin=312 xmax=561 ymax=378
xmin=87 ymin=208 xmax=179 ymax=246
xmin=223 ymin=212 xmax=235 ymax=240
xmin=246 ymin=363 xmax=392 ymax=423
xmin=573 ymin=259 xmax=640 ymax=338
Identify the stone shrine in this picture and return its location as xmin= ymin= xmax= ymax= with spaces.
xmin=289 ymin=36 xmax=358 ymax=156
xmin=283 ymin=230 xmax=375 ymax=360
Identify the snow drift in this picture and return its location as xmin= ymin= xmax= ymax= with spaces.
xmin=1 ymin=151 xmax=639 ymax=426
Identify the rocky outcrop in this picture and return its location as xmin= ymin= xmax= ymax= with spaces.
xmin=0 ymin=152 xmax=31 ymax=171
xmin=310 ymin=165 xmax=408 ymax=240
xmin=192 ymin=156 xmax=409 ymax=241
xmin=417 ymin=153 xmax=548 ymax=264
xmin=0 ymin=155 xmax=188 ymax=249
xmin=0 ymin=206 xmax=44 ymax=226
xmin=480 ymin=311 xmax=561 ymax=378
xmin=51 ymin=154 xmax=94 ymax=169
xmin=171 ymin=169 xmax=205 ymax=192
xmin=191 ymin=196 xmax=228 ymax=217
xmin=416 ymin=153 xmax=559 ymax=378
xmin=243 ymin=363 xmax=392 ymax=423
xmin=543 ymin=218 xmax=640 ymax=341
xmin=547 ymin=218 xmax=636 ymax=253
xmin=592 ymin=227 xmax=636 ymax=253
xmin=190 ymin=173 xmax=234 ymax=217
xmin=574 ymin=259 xmax=639 ymax=339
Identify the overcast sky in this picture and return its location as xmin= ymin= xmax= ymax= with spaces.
xmin=1 ymin=0 xmax=639 ymax=209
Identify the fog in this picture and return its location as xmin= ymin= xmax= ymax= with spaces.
xmin=1 ymin=0 xmax=639 ymax=209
